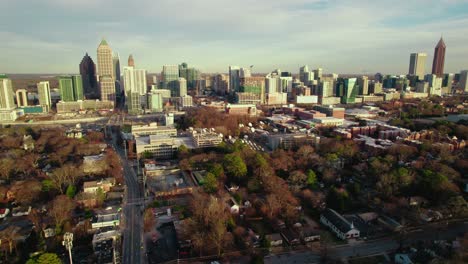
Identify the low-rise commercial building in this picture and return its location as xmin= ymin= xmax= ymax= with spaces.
xmin=131 ymin=123 xmax=177 ymax=137
xmin=135 ymin=135 xmax=194 ymax=159
xmin=311 ymin=117 xmax=344 ymax=127
xmin=320 ymin=208 xmax=360 ymax=240
xmin=191 ymin=130 xmax=223 ymax=148
xmin=225 ymin=104 xmax=257 ymax=116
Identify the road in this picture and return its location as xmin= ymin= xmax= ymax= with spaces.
xmin=266 ymin=220 xmax=467 ymax=263
xmin=110 ymin=129 xmax=144 ymax=264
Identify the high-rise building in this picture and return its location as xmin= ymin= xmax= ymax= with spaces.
xmin=123 ymin=66 xmax=148 ymax=96
xmin=314 ymin=68 xmax=323 ymax=80
xmin=318 ymin=80 xmax=333 ymax=98
xmin=432 ymin=37 xmax=446 ymax=77
xmin=299 ymin=65 xmax=314 ymax=85
xmin=239 ymin=76 xmax=266 ymax=104
xmin=127 ymin=91 xmax=141 ymax=114
xmin=336 ymin=78 xmax=359 ymax=104
xmin=15 ymin=89 xmax=28 ymax=107
xmin=177 ymin=77 xmax=187 ymax=97
xmin=147 ymin=91 xmax=163 ymax=112
xmin=128 ymin=54 xmax=135 ymax=67
xmin=179 ymin=63 xmax=200 ymax=89
xmin=357 ymin=76 xmax=369 ymax=95
xmin=409 ymin=53 xmax=427 ymax=80
xmin=79 ymin=53 xmax=98 ymax=99
xmin=0 ymin=75 xmax=15 ymax=110
xmin=97 ymin=39 xmax=114 ymax=79
xmin=99 ymin=76 xmax=116 ymax=103
xmin=240 ymin=67 xmax=251 ymax=78
xmin=162 ymin=65 xmax=179 ymax=96
xmin=458 ymin=70 xmax=468 ymax=92
xmin=229 ymin=66 xmax=241 ymax=93
xmin=97 ymin=39 xmax=115 ymax=104
xmin=113 ymin=53 xmax=121 ymax=81
xmin=266 ymin=72 xmax=281 ymax=93
xmin=58 ymin=75 xmax=83 ymax=102
xmin=213 ymin=74 xmax=229 ymax=95
xmin=37 ymin=81 xmax=51 ymax=111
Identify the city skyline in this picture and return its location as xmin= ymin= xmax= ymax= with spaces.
xmin=1 ymin=0 xmax=468 ymax=74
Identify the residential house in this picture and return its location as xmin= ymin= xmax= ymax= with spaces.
xmin=300 ymin=226 xmax=321 ymax=243
xmin=12 ymin=206 xmax=31 ymax=217
xmin=91 ymin=206 xmax=121 ymax=229
xmin=0 ymin=208 xmax=9 ymax=219
xmin=320 ymin=208 xmax=360 ymax=240
xmin=83 ymin=178 xmax=115 ymax=194
xmin=266 ymin=233 xmax=283 ymax=247
xmin=280 ymin=228 xmax=301 ymax=245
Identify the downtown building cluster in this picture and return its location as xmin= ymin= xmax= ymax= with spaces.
xmin=1 ymin=37 xmax=467 ymax=122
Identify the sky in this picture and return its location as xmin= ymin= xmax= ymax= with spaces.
xmin=1 ymin=0 xmax=468 ymax=75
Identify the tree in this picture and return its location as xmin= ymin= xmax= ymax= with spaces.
xmin=208 ymin=163 xmax=224 ymax=178
xmin=288 ymin=170 xmax=307 ymax=191
xmin=141 ymin=150 xmax=153 ymax=159
xmin=143 ymin=208 xmax=156 ymax=233
xmin=0 ymin=225 xmax=21 ymax=255
xmin=203 ymin=173 xmax=218 ymax=193
xmin=49 ymin=164 xmax=80 ymax=194
xmin=11 ymin=180 xmax=42 ymax=205
xmin=33 ymin=253 xmax=62 ymax=264
xmin=96 ymin=187 xmax=106 ymax=206
xmin=306 ymin=169 xmax=317 ymax=187
xmin=223 ymin=154 xmax=247 ymax=181
xmin=0 ymin=157 xmax=15 ymax=180
xmin=65 ymin=185 xmax=76 ymax=198
xmin=326 ymin=187 xmax=351 ymax=212
xmin=49 ymin=195 xmax=75 ymax=233
xmin=182 ymin=193 xmax=230 ymax=256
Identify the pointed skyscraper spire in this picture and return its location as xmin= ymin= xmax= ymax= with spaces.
xmin=432 ymin=36 xmax=446 ymax=77
xmin=100 ymin=38 xmax=108 ymax=46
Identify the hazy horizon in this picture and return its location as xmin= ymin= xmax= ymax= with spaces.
xmin=1 ymin=0 xmax=468 ymax=75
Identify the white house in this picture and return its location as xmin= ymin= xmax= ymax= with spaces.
xmin=320 ymin=208 xmax=360 ymax=240
xmin=266 ymin=233 xmax=283 ymax=247
xmin=0 ymin=208 xmax=9 ymax=219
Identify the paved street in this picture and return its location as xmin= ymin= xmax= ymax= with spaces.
xmin=111 ymin=128 xmax=143 ymax=264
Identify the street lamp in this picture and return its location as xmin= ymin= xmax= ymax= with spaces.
xmin=62 ymin=232 xmax=73 ymax=264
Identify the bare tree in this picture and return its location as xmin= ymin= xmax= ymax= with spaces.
xmin=49 ymin=195 xmax=75 ymax=231
xmin=49 ymin=164 xmax=80 ymax=193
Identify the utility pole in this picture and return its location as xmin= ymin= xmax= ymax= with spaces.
xmin=62 ymin=232 xmax=73 ymax=264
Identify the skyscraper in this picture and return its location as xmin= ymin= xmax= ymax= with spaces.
xmin=97 ymin=39 xmax=114 ymax=79
xmin=179 ymin=63 xmax=200 ymax=89
xmin=37 ymin=81 xmax=51 ymax=111
xmin=162 ymin=65 xmax=179 ymax=96
xmin=58 ymin=75 xmax=83 ymax=102
xmin=15 ymin=89 xmax=28 ymax=107
xmin=79 ymin=53 xmax=98 ymax=99
xmin=177 ymin=77 xmax=187 ymax=97
xmin=97 ymin=39 xmax=115 ymax=104
xmin=123 ymin=66 xmax=147 ymax=96
xmin=299 ymin=65 xmax=314 ymax=85
xmin=409 ymin=53 xmax=427 ymax=80
xmin=113 ymin=53 xmax=121 ymax=82
xmin=336 ymin=78 xmax=359 ymax=104
xmin=357 ymin=76 xmax=369 ymax=95
xmin=0 ymin=75 xmax=15 ymax=110
xmin=314 ymin=68 xmax=323 ymax=81
xmin=432 ymin=37 xmax=446 ymax=77
xmin=128 ymin=54 xmax=135 ymax=67
xmin=100 ymin=76 xmax=116 ymax=103
xmin=458 ymin=70 xmax=468 ymax=92
xmin=213 ymin=74 xmax=229 ymax=95
xmin=229 ymin=66 xmax=241 ymax=93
